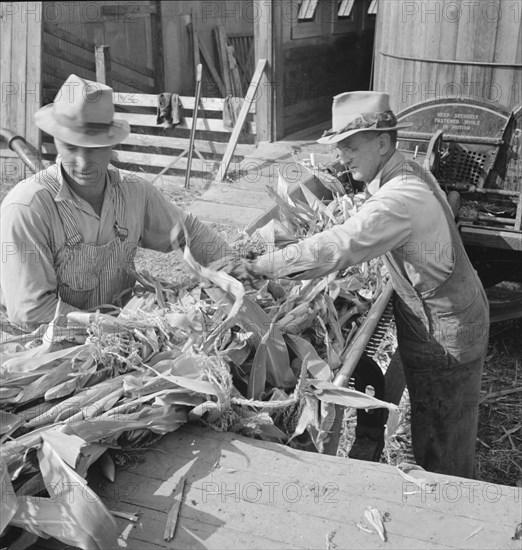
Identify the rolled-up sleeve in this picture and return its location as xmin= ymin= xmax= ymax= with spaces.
xmin=0 ymin=204 xmax=77 ymax=327
xmin=139 ymin=184 xmax=233 ymax=265
xmin=254 ymin=194 xmax=413 ymax=279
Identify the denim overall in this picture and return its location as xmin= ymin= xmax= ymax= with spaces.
xmin=41 ymin=167 xmax=137 ymax=310
xmin=384 ymin=161 xmax=489 ymax=478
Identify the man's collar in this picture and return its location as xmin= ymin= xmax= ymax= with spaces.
xmin=367 ymin=150 xmax=404 ymax=195
xmin=54 ymin=156 xmax=111 ymax=204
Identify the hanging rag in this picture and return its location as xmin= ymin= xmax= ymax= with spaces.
xmin=157 ymin=93 xmax=182 ymax=128
xmin=223 ymin=95 xmax=244 ymax=131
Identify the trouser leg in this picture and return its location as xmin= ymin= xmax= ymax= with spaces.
xmin=400 ymin=344 xmax=485 ymax=478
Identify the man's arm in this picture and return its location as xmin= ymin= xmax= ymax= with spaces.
xmin=253 ymin=195 xmax=413 ymax=280
xmin=0 ymin=204 xmax=77 ymax=328
xmin=140 ymin=184 xmax=234 ymax=265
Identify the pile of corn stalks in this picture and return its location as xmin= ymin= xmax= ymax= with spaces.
xmin=0 ymin=175 xmax=399 ymax=548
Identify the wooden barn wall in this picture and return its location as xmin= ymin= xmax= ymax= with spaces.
xmin=373 ymin=0 xmax=522 ymax=114
xmin=0 ymin=2 xmax=42 ymax=182
xmin=160 ymin=1 xmax=254 ymax=96
xmin=41 ymin=0 xmax=160 ymax=94
xmin=281 ymin=0 xmax=376 ymax=136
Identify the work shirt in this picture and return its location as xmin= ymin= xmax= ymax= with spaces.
xmin=1 ymin=162 xmax=230 ymax=327
xmin=256 ymin=151 xmax=454 ymax=293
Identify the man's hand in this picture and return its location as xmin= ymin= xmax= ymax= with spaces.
xmin=207 ymin=257 xmax=268 ymax=283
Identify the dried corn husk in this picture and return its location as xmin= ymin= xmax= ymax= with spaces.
xmin=1 ymin=171 xmax=396 ymax=544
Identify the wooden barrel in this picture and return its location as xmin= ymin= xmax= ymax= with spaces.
xmin=372 ymin=0 xmax=522 ymax=113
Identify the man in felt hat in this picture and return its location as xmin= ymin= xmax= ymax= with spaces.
xmin=217 ymin=91 xmax=490 ymax=478
xmin=0 ymin=74 xmax=232 ymax=328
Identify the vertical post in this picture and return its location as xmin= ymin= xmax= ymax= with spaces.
xmin=254 ymin=0 xmax=284 ymax=142
xmin=26 ymin=4 xmax=43 ymax=156
xmin=95 ymin=45 xmax=112 ymax=87
xmin=254 ymin=0 xmax=273 ymax=142
xmin=151 ymin=0 xmax=165 ymax=91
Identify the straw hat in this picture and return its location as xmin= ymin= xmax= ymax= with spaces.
xmin=34 ymin=74 xmax=130 ymax=147
xmin=317 ymin=91 xmax=411 ymax=145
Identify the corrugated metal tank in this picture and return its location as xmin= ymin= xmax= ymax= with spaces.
xmin=372 ymin=0 xmax=522 ymax=112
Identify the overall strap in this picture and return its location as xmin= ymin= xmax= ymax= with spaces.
xmin=108 ymin=166 xmax=128 ymax=241
xmin=38 ymin=170 xmax=83 ymax=246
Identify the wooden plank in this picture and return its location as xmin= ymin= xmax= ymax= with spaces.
xmin=254 ymin=0 xmax=273 ymax=142
xmin=226 ymin=43 xmax=243 ymax=96
xmin=0 ymin=3 xmax=12 ymax=141
xmin=25 ymin=8 xmax=43 ymax=151
xmin=150 ymin=1 xmax=165 ymax=90
xmin=491 ymin=0 xmax=522 ymax=110
xmin=43 ymin=22 xmax=92 ymax=53
xmin=112 ymin=112 xmax=252 ymax=134
xmin=110 ymin=69 xmax=155 ymax=94
xmin=92 ymin=425 xmax=521 ymax=550
xmin=109 ymin=54 xmax=155 ymax=81
xmin=41 ymin=143 xmax=212 ymax=174
xmin=110 ymin=150 xmax=212 ymax=174
xmin=460 ymin=226 xmax=522 ymax=250
xmin=214 ymin=59 xmax=267 ymax=183
xmin=12 ymin=7 xmax=28 ymax=139
xmin=216 ymin=25 xmax=234 ymax=96
xmin=43 ymin=21 xmax=155 ymax=81
xmin=117 ymin=133 xmax=254 ymax=157
xmin=43 ymin=38 xmax=96 ymax=73
xmin=95 ymin=45 xmax=112 ymax=87
xmin=42 ymin=60 xmax=86 ymax=86
xmin=113 ymin=93 xmax=256 ymax=114
xmin=472 ymin=0 xmax=501 ymax=105
xmin=194 ymin=26 xmax=226 ymax=97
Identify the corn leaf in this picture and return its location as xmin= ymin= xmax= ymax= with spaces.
xmin=287 ymin=395 xmax=317 ymax=444
xmin=364 ymin=506 xmax=386 ymax=542
xmin=285 ymin=335 xmax=332 ymax=381
xmin=10 ymin=439 xmax=117 ymax=549
xmin=396 ymin=462 xmax=438 ymax=493
xmin=310 ymin=380 xmax=399 ymax=441
xmin=248 ymin=333 xmax=268 ymax=400
xmin=0 ymin=459 xmax=19 ymax=533
xmin=1 ymin=344 xmax=90 ymax=375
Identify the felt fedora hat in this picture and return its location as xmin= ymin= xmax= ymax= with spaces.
xmin=34 ymin=74 xmax=130 ymax=147
xmin=317 ymin=91 xmax=411 ymax=145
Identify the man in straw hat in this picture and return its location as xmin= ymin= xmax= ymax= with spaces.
xmin=1 ymin=74 xmax=232 ymax=328
xmin=217 ymin=91 xmax=489 ymax=478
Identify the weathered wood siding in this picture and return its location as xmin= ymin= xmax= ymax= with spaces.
xmin=280 ymin=0 xmax=376 ymax=137
xmin=373 ymin=0 xmax=522 ymax=113
xmin=0 ymin=2 xmax=42 ymax=181
xmin=41 ymin=0 xmax=159 ymax=95
xmin=160 ymin=1 xmax=254 ymax=96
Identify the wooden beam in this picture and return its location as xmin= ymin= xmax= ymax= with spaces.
xmin=43 ymin=39 xmax=96 ymax=73
xmin=214 ymin=59 xmax=267 ymax=183
xmin=113 ymin=93 xmax=256 ymax=113
xmin=186 ymin=21 xmax=226 ymax=98
xmin=43 ymin=22 xmax=93 ymax=52
xmin=199 ymin=39 xmax=226 ymax=97
xmin=150 ymin=0 xmax=165 ymax=91
xmin=216 ymin=25 xmax=234 ymax=96
xmin=26 ymin=5 xmax=43 ymax=152
xmin=95 ymin=45 xmax=112 ymax=86
xmin=254 ymin=0 xmax=273 ymax=142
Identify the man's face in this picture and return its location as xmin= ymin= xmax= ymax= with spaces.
xmin=55 ymin=138 xmax=112 ymax=186
xmin=336 ymin=132 xmax=382 ymax=182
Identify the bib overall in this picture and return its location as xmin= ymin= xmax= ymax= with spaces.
xmin=41 ymin=168 xmax=137 ymax=310
xmin=384 ymin=161 xmax=489 ymax=478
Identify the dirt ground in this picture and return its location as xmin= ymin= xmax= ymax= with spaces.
xmin=2 ymin=179 xmax=521 ymax=488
